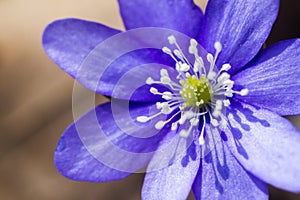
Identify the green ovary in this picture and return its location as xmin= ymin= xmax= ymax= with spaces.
xmin=180 ymin=75 xmax=212 ymax=107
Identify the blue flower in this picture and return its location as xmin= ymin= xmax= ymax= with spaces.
xmin=43 ymin=0 xmax=300 ymax=199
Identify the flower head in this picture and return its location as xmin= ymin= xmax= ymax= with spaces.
xmin=43 ymin=0 xmax=300 ymax=199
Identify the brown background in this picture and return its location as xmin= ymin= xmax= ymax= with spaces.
xmin=0 ymin=0 xmax=299 ymax=199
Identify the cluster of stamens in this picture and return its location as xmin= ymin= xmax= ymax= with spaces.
xmin=137 ymin=35 xmax=248 ymax=145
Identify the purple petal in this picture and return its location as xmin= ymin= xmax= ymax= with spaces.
xmin=233 ymin=39 xmax=300 ymax=116
xmin=142 ymin=138 xmax=201 ymax=200
xmin=55 ymin=121 xmax=130 ymax=182
xmin=118 ymin=0 xmax=203 ymax=38
xmin=192 ymin=142 xmax=268 ymax=200
xmin=55 ymin=100 xmax=173 ymax=181
xmin=93 ymin=57 xmax=176 ymax=102
xmin=225 ymin=100 xmax=300 ymax=192
xmin=43 ymin=19 xmax=188 ymax=101
xmin=42 ymin=18 xmax=120 ymax=80
xmin=199 ymin=0 xmax=279 ymax=73
xmin=76 ymin=28 xmax=194 ymax=102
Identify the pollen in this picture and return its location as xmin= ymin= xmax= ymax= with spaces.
xmin=180 ymin=75 xmax=212 ymax=107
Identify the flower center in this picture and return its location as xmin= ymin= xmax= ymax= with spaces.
xmin=180 ymin=75 xmax=211 ymax=107
xmin=137 ymin=35 xmax=248 ymax=145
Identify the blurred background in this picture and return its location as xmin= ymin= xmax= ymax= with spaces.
xmin=0 ymin=0 xmax=299 ymax=199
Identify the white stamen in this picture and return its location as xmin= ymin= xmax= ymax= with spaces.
xmin=223 ymin=99 xmax=231 ymax=107
xmin=137 ymin=116 xmax=150 ymax=123
xmin=190 ymin=39 xmax=198 ymax=47
xmin=155 ymin=121 xmax=165 ymax=130
xmin=161 ymin=76 xmax=171 ymax=84
xmin=140 ymin=37 xmax=245 ymax=151
xmin=217 ymin=72 xmax=230 ymax=83
xmin=212 ymin=110 xmax=221 ymax=117
xmin=156 ymin=102 xmax=163 ymax=109
xmin=224 ymin=80 xmax=234 ymax=88
xmin=196 ymin=100 xmax=204 ymax=106
xmin=174 ymin=49 xmax=184 ymax=60
xmin=199 ymin=116 xmax=206 ymax=145
xmin=216 ymin=100 xmax=223 ymax=110
xmin=146 ymin=77 xmax=154 ymax=85
xmin=193 ymin=63 xmax=200 ymax=73
xmin=160 ymin=69 xmax=169 ymax=77
xmin=214 ymin=41 xmax=222 ymax=54
xmin=179 ymin=130 xmax=189 ymax=138
xmin=225 ymin=90 xmax=233 ymax=97
xmin=185 ymin=72 xmax=191 ymax=78
xmin=161 ymin=102 xmax=172 ymax=114
xmin=207 ymin=53 xmax=214 ymax=63
xmin=178 ymin=63 xmax=190 ymax=72
xmin=189 ymin=45 xmax=198 ymax=55
xmin=179 ymin=115 xmax=187 ymax=125
xmin=162 ymin=47 xmax=172 ymax=54
xmin=171 ymin=122 xmax=178 ymax=131
xmin=211 ymin=118 xmax=219 ymax=127
xmin=189 ymin=39 xmax=198 ymax=55
xmin=150 ymin=87 xmax=158 ymax=94
xmin=207 ymin=71 xmax=216 ymax=80
xmin=221 ymin=117 xmax=227 ymax=126
xmin=136 ymin=110 xmax=163 ymax=123
xmin=213 ymin=41 xmax=222 ymax=64
xmin=240 ymin=88 xmax=249 ymax=96
xmin=221 ymin=64 xmax=231 ymax=71
xmin=162 ymin=91 xmax=172 ymax=100
xmin=190 ymin=118 xmax=199 ymax=126
xmin=168 ymin=35 xmax=176 ymax=44
xmin=199 ymin=134 xmax=205 ymax=145
xmin=178 ymin=110 xmax=193 ymax=124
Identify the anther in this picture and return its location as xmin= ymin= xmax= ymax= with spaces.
xmin=223 ymin=99 xmax=231 ymax=107
xmin=161 ymin=103 xmax=172 ymax=114
xmin=150 ymin=87 xmax=158 ymax=94
xmin=162 ymin=47 xmax=172 ymax=54
xmin=189 ymin=39 xmax=198 ymax=54
xmin=214 ymin=41 xmax=222 ymax=54
xmin=207 ymin=53 xmax=214 ymax=63
xmin=156 ymin=102 xmax=163 ymax=109
xmin=177 ymin=63 xmax=190 ymax=72
xmin=162 ymin=91 xmax=172 ymax=100
xmin=199 ymin=134 xmax=205 ymax=145
xmin=160 ymin=69 xmax=169 ymax=77
xmin=146 ymin=77 xmax=154 ymax=85
xmin=161 ymin=76 xmax=171 ymax=84
xmin=168 ymin=35 xmax=176 ymax=44
xmin=155 ymin=121 xmax=166 ymax=130
xmin=207 ymin=71 xmax=216 ymax=80
xmin=190 ymin=118 xmax=199 ymax=126
xmin=240 ymin=88 xmax=249 ymax=96
xmin=211 ymin=118 xmax=219 ymax=127
xmin=217 ymin=72 xmax=230 ymax=83
xmin=221 ymin=64 xmax=231 ymax=71
xmin=174 ymin=49 xmax=183 ymax=60
xmin=179 ymin=130 xmax=189 ymax=138
xmin=136 ymin=116 xmax=150 ymax=123
xmin=190 ymin=39 xmax=198 ymax=47
xmin=171 ymin=122 xmax=178 ymax=131
xmin=185 ymin=72 xmax=191 ymax=78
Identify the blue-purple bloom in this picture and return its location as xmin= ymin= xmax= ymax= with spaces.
xmin=43 ymin=0 xmax=300 ymax=199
